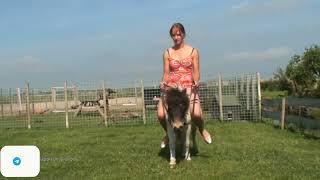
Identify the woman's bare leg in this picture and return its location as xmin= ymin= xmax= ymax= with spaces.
xmin=157 ymin=98 xmax=167 ymax=131
xmin=157 ymin=98 xmax=168 ymax=148
xmin=189 ymin=89 xmax=212 ymax=144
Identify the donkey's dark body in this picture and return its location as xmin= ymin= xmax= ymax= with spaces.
xmin=164 ymin=87 xmax=198 ymax=168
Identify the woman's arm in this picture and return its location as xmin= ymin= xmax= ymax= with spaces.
xmin=192 ymin=48 xmax=200 ymax=83
xmin=161 ymin=50 xmax=170 ymax=83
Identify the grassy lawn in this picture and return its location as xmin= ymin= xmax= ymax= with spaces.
xmin=262 ymin=90 xmax=288 ymax=99
xmin=0 ymin=121 xmax=319 ymax=179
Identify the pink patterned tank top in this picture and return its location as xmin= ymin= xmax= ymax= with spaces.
xmin=168 ymin=48 xmax=194 ymax=88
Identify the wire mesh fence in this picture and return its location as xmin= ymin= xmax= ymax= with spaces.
xmin=0 ymin=73 xmax=261 ymax=129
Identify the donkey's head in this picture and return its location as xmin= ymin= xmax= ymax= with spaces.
xmin=165 ymin=86 xmax=189 ymax=131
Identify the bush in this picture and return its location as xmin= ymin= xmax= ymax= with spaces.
xmin=310 ymin=108 xmax=320 ymax=120
xmin=261 ymin=80 xmax=281 ymax=91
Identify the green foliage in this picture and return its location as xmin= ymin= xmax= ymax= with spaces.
xmin=313 ymin=83 xmax=320 ymax=97
xmin=262 ymin=68 xmax=291 ymax=93
xmin=273 ymin=44 xmax=320 ymax=97
xmin=310 ymin=107 xmax=320 ymax=120
xmin=286 ymin=54 xmax=316 ymax=96
xmin=260 ymin=80 xmax=281 ymax=91
xmin=303 ymin=45 xmax=320 ymax=79
xmin=273 ymin=68 xmax=292 ymax=92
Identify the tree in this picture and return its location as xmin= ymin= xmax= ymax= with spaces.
xmin=286 ymin=54 xmax=317 ymax=96
xmin=303 ymin=45 xmax=320 ymax=79
xmin=302 ymin=45 xmax=320 ymax=97
xmin=273 ymin=44 xmax=320 ymax=97
xmin=272 ymin=67 xmax=292 ymax=93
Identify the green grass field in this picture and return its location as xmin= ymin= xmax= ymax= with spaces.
xmin=262 ymin=90 xmax=288 ymax=99
xmin=0 ymin=121 xmax=319 ymax=179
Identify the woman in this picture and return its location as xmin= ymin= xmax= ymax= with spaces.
xmin=157 ymin=22 xmax=212 ymax=148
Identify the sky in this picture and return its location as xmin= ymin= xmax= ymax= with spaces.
xmin=0 ymin=0 xmax=319 ymax=88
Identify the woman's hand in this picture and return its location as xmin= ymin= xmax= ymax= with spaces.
xmin=193 ymin=81 xmax=200 ymax=89
xmin=160 ymin=81 xmax=167 ymax=91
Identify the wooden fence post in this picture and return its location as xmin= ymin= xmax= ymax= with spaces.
xmin=251 ymin=74 xmax=256 ymax=109
xmin=246 ymin=75 xmax=250 ymax=110
xmin=64 ymin=81 xmax=69 ymax=128
xmin=51 ymin=88 xmax=56 ymax=111
xmin=281 ymin=98 xmax=286 ymax=130
xmin=9 ymin=88 xmax=13 ymax=116
xmin=257 ymin=72 xmax=262 ymax=121
xmin=73 ymin=85 xmax=79 ymax=106
xmin=1 ymin=88 xmax=3 ymax=119
xmin=115 ymin=89 xmax=118 ymax=105
xmin=26 ymin=82 xmax=31 ymax=129
xmin=240 ymin=75 xmax=244 ymax=94
xmin=134 ymin=81 xmax=138 ymax=104
xmin=141 ymin=80 xmax=146 ymax=125
xmin=32 ymin=89 xmax=35 ymax=114
xmin=102 ymin=81 xmax=108 ymax=127
xmin=235 ymin=76 xmax=238 ymax=97
xmin=17 ymin=88 xmax=22 ymax=115
xmin=218 ymin=73 xmax=223 ymax=121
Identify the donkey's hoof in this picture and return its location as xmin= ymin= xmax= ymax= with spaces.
xmin=185 ymin=154 xmax=191 ymax=161
xmin=169 ymin=159 xmax=176 ymax=164
xmin=169 ymin=161 xmax=176 ymax=169
xmin=169 ymin=158 xmax=176 ymax=168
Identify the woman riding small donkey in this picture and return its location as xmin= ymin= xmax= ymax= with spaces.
xmin=157 ymin=23 xmax=213 ymax=149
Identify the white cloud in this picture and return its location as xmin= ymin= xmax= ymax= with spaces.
xmin=231 ymin=0 xmax=310 ymax=15
xmin=224 ymin=47 xmax=293 ymax=62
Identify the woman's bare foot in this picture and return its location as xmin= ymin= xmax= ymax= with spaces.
xmin=200 ymin=129 xmax=212 ymax=144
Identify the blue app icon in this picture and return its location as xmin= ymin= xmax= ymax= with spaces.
xmin=13 ymin=157 xmax=21 ymax=166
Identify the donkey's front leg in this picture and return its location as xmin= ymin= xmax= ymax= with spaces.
xmin=167 ymin=123 xmax=176 ymax=168
xmin=184 ymin=112 xmax=192 ymax=161
xmin=184 ymin=124 xmax=191 ymax=161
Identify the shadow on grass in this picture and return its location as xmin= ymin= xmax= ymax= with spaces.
xmin=158 ymin=145 xmax=205 ymax=164
xmin=262 ymin=118 xmax=320 ymax=140
xmin=303 ymin=133 xmax=320 ymax=140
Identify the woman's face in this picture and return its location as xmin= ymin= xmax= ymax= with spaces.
xmin=171 ymin=28 xmax=184 ymax=46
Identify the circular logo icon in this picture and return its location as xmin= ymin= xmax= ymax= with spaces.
xmin=13 ymin=157 xmax=21 ymax=166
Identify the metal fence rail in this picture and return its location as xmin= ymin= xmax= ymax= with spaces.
xmin=0 ymin=73 xmax=261 ymax=129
